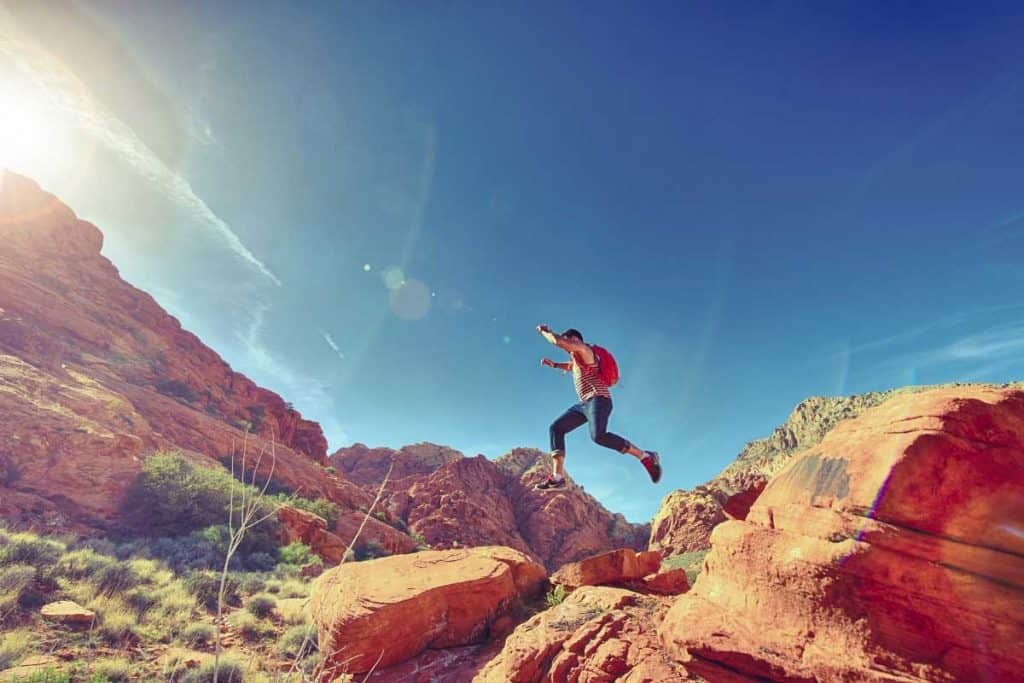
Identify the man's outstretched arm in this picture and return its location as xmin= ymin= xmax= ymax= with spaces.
xmin=536 ymin=325 xmax=587 ymax=353
xmin=541 ymin=358 xmax=572 ymax=371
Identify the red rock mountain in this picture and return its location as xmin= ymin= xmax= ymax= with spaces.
xmin=0 ymin=171 xmax=370 ymax=531
xmin=331 ymin=444 xmax=650 ymax=571
xmin=649 ymin=386 xmax=965 ymax=557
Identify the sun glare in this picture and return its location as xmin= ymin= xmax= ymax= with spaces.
xmin=0 ymin=76 xmax=70 ymax=172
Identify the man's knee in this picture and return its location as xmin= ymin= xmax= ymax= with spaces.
xmin=593 ymin=432 xmax=627 ymax=451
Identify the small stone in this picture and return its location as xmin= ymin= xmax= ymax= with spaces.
xmin=40 ymin=600 xmax=95 ymax=625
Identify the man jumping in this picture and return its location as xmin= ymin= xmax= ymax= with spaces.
xmin=535 ymin=324 xmax=661 ymax=490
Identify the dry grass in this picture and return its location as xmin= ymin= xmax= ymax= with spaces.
xmin=0 ymin=628 xmax=34 ymax=670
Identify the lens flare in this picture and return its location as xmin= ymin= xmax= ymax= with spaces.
xmin=389 ymin=278 xmax=431 ymax=320
xmin=382 ymin=266 xmax=405 ymax=290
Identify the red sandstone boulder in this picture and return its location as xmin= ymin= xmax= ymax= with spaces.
xmin=637 ymin=568 xmax=690 ymax=596
xmin=310 ymin=546 xmax=546 ymax=675
xmin=649 ymin=391 xmax=922 ymax=557
xmin=660 ymin=385 xmax=1024 ymax=683
xmin=475 ymin=586 xmax=692 ymax=682
xmin=552 ymin=548 xmax=661 ymax=591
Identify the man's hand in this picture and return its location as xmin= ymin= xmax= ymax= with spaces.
xmin=541 ymin=358 xmax=556 ymax=368
xmin=536 ymin=324 xmax=551 ymax=335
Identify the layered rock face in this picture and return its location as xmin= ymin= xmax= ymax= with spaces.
xmin=659 ymin=385 xmax=1024 ymax=682
xmin=477 ymin=586 xmax=690 ymax=683
xmin=650 ymin=388 xmax=938 ymax=556
xmin=332 ymin=445 xmax=650 ymax=571
xmin=0 ymin=172 xmax=353 ymax=528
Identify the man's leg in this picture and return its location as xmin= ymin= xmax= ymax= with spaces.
xmin=586 ymin=397 xmax=662 ymax=483
xmin=585 ymin=397 xmax=640 ymax=457
xmin=548 ymin=404 xmax=587 ymax=480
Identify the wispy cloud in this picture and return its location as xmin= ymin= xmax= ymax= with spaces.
xmin=873 ymin=321 xmax=1024 ymax=378
xmin=0 ymin=9 xmax=280 ymax=285
xmin=237 ymin=305 xmax=348 ymax=446
xmin=321 ymin=330 xmax=345 ymax=361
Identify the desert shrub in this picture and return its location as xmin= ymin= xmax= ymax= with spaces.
xmin=663 ymin=549 xmax=710 ymax=586
xmin=91 ymin=656 xmax=132 ymax=682
xmin=148 ymin=582 xmax=197 ymax=634
xmin=181 ymin=622 xmax=217 ymax=647
xmin=545 ymin=584 xmax=566 ymax=608
xmin=55 ymin=548 xmax=113 ymax=580
xmin=184 ymin=570 xmax=240 ymax=611
xmin=277 ymin=579 xmax=309 ymax=599
xmin=94 ymin=563 xmax=144 ymax=596
xmin=120 ymin=453 xmax=279 ymax=558
xmin=246 ymin=593 xmax=277 ymax=618
xmin=277 ymin=623 xmax=318 ymax=658
xmin=278 ymin=542 xmax=315 ymax=568
xmin=275 ymin=598 xmax=308 ymax=626
xmin=181 ymin=659 xmax=245 ymax=683
xmin=244 ymin=552 xmax=277 ymax=573
xmin=263 ymin=579 xmax=282 ymax=595
xmin=88 ymin=596 xmax=139 ymax=645
xmin=124 ymin=587 xmax=159 ymax=617
xmin=0 ymin=628 xmax=33 ymax=670
xmin=271 ymin=494 xmax=341 ymax=528
xmin=1 ymin=562 xmax=56 ymax=615
xmin=238 ymin=574 xmax=268 ymax=595
xmin=355 ymin=540 xmax=386 ymax=561
xmin=73 ymin=537 xmax=118 ymax=556
xmin=228 ymin=610 xmax=274 ymax=641
xmin=0 ymin=533 xmax=63 ymax=569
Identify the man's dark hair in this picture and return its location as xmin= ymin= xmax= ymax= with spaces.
xmin=562 ymin=328 xmax=584 ymax=341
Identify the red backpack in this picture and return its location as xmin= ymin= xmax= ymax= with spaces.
xmin=590 ymin=344 xmax=620 ymax=387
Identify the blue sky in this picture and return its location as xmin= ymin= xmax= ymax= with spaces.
xmin=2 ymin=1 xmax=1024 ymax=521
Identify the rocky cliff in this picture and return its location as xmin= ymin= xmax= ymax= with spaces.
xmin=0 ymin=171 xmax=362 ymax=531
xmin=331 ymin=444 xmax=650 ymax=571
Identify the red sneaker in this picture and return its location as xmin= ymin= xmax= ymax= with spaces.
xmin=640 ymin=451 xmax=662 ymax=484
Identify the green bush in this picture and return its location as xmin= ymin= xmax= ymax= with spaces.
xmin=0 ymin=628 xmax=33 ymax=670
xmin=277 ymin=623 xmax=318 ymax=658
xmin=545 ymin=584 xmax=566 ymax=608
xmin=0 ymin=534 xmax=63 ymax=569
xmin=663 ymin=549 xmax=710 ymax=586
xmin=184 ymin=571 xmax=240 ymax=611
xmin=94 ymin=563 xmax=144 ymax=596
xmin=91 ymin=656 xmax=132 ymax=682
xmin=270 ymin=494 xmax=340 ymax=528
xmin=1 ymin=563 xmax=56 ymax=614
xmin=120 ymin=453 xmax=281 ymax=568
xmin=55 ymin=548 xmax=114 ymax=582
xmin=355 ymin=540 xmax=386 ymax=561
xmin=278 ymin=542 xmax=315 ymax=568
xmin=124 ymin=587 xmax=159 ymax=617
xmin=238 ymin=574 xmax=268 ymax=596
xmin=228 ymin=610 xmax=273 ymax=641
xmin=121 ymin=452 xmax=279 ymax=543
xmin=181 ymin=622 xmax=217 ymax=647
xmin=246 ymin=593 xmax=277 ymax=618
xmin=181 ymin=659 xmax=245 ymax=683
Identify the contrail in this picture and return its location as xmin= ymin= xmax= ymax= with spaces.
xmin=321 ymin=330 xmax=345 ymax=360
xmin=0 ymin=8 xmax=281 ymax=285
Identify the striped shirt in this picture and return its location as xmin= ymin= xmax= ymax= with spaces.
xmin=572 ymin=349 xmax=612 ymax=401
